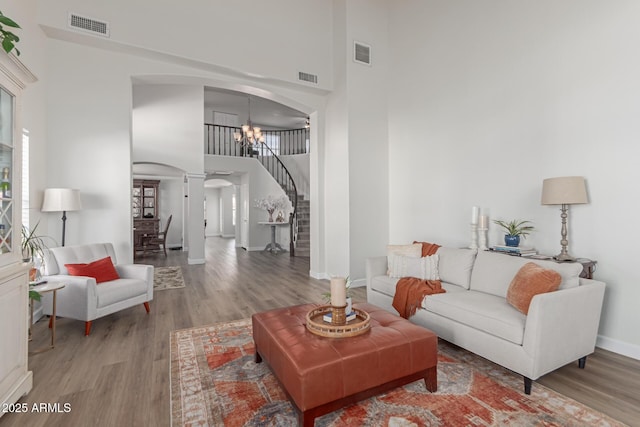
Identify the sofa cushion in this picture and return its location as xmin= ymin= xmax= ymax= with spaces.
xmin=507 ymin=263 xmax=561 ymax=314
xmin=389 ymin=254 xmax=439 ymax=280
xmin=96 ymin=278 xmax=149 ymax=308
xmin=470 ymin=250 xmax=583 ymax=298
xmin=435 ymin=247 xmax=477 ymax=289
xmin=65 ymin=256 xmax=120 ymax=284
xmin=371 ymin=275 xmax=466 ymax=299
xmin=423 ymin=291 xmax=527 ymax=345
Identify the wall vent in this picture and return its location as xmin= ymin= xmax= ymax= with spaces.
xmin=68 ymin=13 xmax=110 ymax=37
xmin=298 ymin=71 xmax=318 ymax=84
xmin=354 ymin=41 xmax=371 ymax=66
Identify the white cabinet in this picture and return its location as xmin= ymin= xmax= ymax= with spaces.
xmin=0 ymin=52 xmax=36 ymax=417
xmin=0 ymin=265 xmax=31 ymax=414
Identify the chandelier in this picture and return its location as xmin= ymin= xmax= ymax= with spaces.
xmin=234 ymin=97 xmax=265 ymax=146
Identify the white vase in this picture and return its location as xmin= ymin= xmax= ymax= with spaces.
xmin=346 ymin=297 xmax=352 ymax=315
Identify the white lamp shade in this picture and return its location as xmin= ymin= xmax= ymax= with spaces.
xmin=42 ymin=188 xmax=82 ymax=212
xmin=541 ymin=176 xmax=588 ymax=205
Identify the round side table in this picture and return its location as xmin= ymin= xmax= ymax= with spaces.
xmin=30 ymin=282 xmax=66 ymax=353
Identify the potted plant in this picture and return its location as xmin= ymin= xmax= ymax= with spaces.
xmin=22 ymin=222 xmax=48 ymax=287
xmin=493 ymin=219 xmax=534 ymax=247
xmin=0 ymin=11 xmax=21 ymax=56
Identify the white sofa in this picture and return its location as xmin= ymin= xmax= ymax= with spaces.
xmin=40 ymin=243 xmax=154 ymax=335
xmin=366 ymin=247 xmax=606 ymax=394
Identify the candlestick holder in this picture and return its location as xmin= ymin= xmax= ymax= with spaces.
xmin=478 ymin=227 xmax=488 ymax=250
xmin=469 ymin=223 xmax=478 ymax=249
xmin=331 ymin=305 xmax=347 ymax=325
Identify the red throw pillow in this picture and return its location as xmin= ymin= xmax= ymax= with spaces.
xmin=507 ymin=262 xmax=561 ymax=314
xmin=65 ymin=256 xmax=120 ymax=284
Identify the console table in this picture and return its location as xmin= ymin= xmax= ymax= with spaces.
xmin=258 ymin=221 xmax=289 ymax=254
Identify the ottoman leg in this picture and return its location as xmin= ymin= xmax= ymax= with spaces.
xmin=424 ymin=366 xmax=438 ymax=392
xmin=255 ymin=349 xmax=263 ymax=363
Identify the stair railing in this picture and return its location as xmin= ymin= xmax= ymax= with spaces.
xmin=204 ymin=124 xmax=302 ymax=256
xmin=254 ymin=142 xmax=299 ymax=256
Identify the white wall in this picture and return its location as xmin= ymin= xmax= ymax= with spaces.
xmin=158 ymin=178 xmax=183 ymax=248
xmin=132 ymin=84 xmax=204 ymax=174
xmin=387 ymin=0 xmax=640 ymax=358
xmin=205 ymin=187 xmax=221 ymax=236
xmin=279 ymin=154 xmax=310 ymax=199
xmin=36 ymin=0 xmax=333 ymax=91
xmin=206 ymin=156 xmax=292 ymax=250
xmin=220 ymin=185 xmax=235 ymax=238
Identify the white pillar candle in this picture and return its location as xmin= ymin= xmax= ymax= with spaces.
xmin=479 ymin=215 xmax=489 ymax=228
xmin=471 ymin=206 xmax=479 ymax=225
xmin=330 ymin=277 xmax=347 ymax=307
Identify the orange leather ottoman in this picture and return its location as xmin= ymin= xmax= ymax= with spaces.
xmin=252 ymin=302 xmax=437 ymax=426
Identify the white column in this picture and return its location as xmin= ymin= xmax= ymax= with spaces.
xmin=186 ymin=173 xmax=206 ymax=265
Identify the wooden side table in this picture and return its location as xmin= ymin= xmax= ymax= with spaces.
xmin=30 ymin=282 xmax=66 ymax=354
xmin=575 ymin=258 xmax=597 ymax=279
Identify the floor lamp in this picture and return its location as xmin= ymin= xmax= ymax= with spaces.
xmin=42 ymin=188 xmax=82 ymax=247
xmin=541 ymin=176 xmax=588 ymax=262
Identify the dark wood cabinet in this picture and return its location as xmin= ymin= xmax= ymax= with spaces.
xmin=133 ymin=179 xmax=160 ymax=253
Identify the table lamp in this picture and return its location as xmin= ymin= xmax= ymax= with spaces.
xmin=42 ymin=188 xmax=82 ymax=246
xmin=541 ymin=176 xmax=588 ymax=261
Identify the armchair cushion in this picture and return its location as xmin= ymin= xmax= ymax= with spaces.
xmin=65 ymin=256 xmax=120 ymax=283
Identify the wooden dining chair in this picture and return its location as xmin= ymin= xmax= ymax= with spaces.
xmin=144 ymin=214 xmax=172 ymax=256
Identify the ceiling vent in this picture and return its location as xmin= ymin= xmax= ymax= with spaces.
xmin=68 ymin=13 xmax=110 ymax=37
xmin=354 ymin=41 xmax=371 ymax=66
xmin=298 ymin=71 xmax=318 ymax=84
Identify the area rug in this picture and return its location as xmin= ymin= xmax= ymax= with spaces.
xmin=170 ymin=319 xmax=625 ymax=427
xmin=154 ymin=266 xmax=185 ymax=291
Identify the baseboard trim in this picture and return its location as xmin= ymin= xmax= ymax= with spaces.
xmin=597 ymin=335 xmax=640 ymax=360
xmin=187 ymin=257 xmax=205 ymax=265
xmin=310 ymin=271 xmax=328 ymax=280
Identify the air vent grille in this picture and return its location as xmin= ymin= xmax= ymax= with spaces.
xmin=354 ymin=41 xmax=371 ymax=66
xmin=298 ymin=71 xmax=318 ymax=84
xmin=68 ymin=13 xmax=110 ymax=37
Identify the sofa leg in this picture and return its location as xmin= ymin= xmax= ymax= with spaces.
xmin=85 ymin=321 xmax=92 ymax=336
xmin=143 ymin=302 xmax=150 ymax=313
xmin=578 ymin=356 xmax=587 ymax=369
xmin=523 ymin=377 xmax=532 ymax=395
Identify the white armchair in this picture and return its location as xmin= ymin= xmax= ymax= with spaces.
xmin=40 ymin=243 xmax=154 ymax=335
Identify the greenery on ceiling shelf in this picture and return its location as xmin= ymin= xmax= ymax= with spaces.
xmin=0 ymin=10 xmax=21 ymax=56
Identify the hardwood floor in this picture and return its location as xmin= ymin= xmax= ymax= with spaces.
xmin=4 ymin=237 xmax=639 ymax=426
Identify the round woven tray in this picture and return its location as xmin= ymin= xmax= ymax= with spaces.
xmin=306 ymin=305 xmax=371 ymax=338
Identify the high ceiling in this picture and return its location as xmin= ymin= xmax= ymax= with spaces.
xmin=204 ymin=87 xmax=308 ymax=129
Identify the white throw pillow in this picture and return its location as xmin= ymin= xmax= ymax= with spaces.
xmin=389 ymin=254 xmax=440 ymax=280
xmin=386 ymin=243 xmax=422 ymax=274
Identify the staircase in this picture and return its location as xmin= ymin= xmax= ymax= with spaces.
xmin=295 ymin=198 xmax=310 ymax=257
xmin=204 ymin=123 xmax=310 ymax=257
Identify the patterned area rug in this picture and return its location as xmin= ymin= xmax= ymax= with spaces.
xmin=170 ymin=319 xmax=625 ymax=427
xmin=154 ymin=266 xmax=185 ymax=291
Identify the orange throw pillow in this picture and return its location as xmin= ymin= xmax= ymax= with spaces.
xmin=65 ymin=256 xmax=120 ymax=284
xmin=507 ymin=262 xmax=561 ymax=314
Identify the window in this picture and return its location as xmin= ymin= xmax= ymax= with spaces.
xmin=263 ymin=133 xmax=280 ymax=156
xmin=231 ymin=193 xmax=236 ymax=226
xmin=21 ymin=128 xmax=29 ymax=230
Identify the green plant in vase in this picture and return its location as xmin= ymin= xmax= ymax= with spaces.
xmin=493 ymin=219 xmax=535 ymax=247
xmin=0 ymin=11 xmax=21 ymax=56
xmin=22 ymin=223 xmax=49 ymax=301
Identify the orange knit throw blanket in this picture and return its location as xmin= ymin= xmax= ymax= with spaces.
xmin=392 ymin=242 xmax=445 ymax=319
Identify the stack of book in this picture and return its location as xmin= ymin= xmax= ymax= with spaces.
xmin=489 ymin=245 xmax=537 ymax=256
